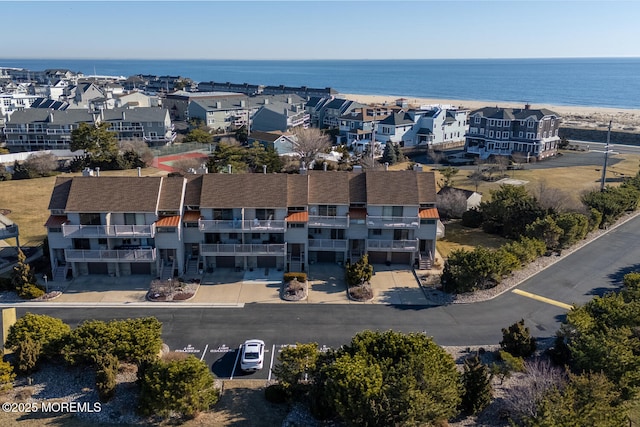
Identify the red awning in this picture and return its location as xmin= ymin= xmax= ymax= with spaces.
xmin=45 ymin=215 xmax=67 ymax=227
xmin=286 ymin=211 xmax=308 ymax=222
xmin=156 ymin=216 xmax=180 ymax=227
xmin=182 ymin=211 xmax=201 ymax=222
xmin=419 ymin=208 xmax=440 ymax=219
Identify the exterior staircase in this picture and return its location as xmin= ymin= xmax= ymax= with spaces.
xmin=186 ymin=257 xmax=199 ymax=275
xmin=160 ymin=259 xmax=175 ymax=281
xmin=52 ymin=265 xmax=67 ymax=281
xmin=418 ymin=252 xmax=432 ymax=270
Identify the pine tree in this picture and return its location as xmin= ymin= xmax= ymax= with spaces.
xmin=381 ymin=143 xmax=397 ymax=165
xmin=11 ymin=249 xmax=36 ymax=295
xmin=461 ymin=355 xmax=493 ymax=414
xmin=95 ymin=353 xmax=119 ymax=402
xmin=500 ymin=319 xmax=537 ymax=357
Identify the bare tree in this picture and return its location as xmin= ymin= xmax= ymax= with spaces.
xmin=292 ymin=128 xmax=331 ymax=168
xmin=493 ymin=155 xmax=510 ymax=176
xmin=24 ymin=153 xmax=58 ymax=175
xmin=503 ymin=358 xmax=567 ymax=421
xmin=437 ymin=189 xmax=468 ymax=219
xmin=531 ymin=180 xmax=572 ymax=212
xmin=119 ymin=139 xmax=154 ymax=167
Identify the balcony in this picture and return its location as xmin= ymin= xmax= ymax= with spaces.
xmin=200 ymin=243 xmax=286 ymax=256
xmin=64 ymin=248 xmax=156 ymax=262
xmin=198 ymin=219 xmax=285 ymax=232
xmin=367 ymin=239 xmax=418 ymax=251
xmin=366 ymin=216 xmax=420 ymax=229
xmin=308 ymin=215 xmax=349 ymax=228
xmin=46 ymin=129 xmax=71 ymax=135
xmin=62 ymin=224 xmax=156 ymax=238
xmin=144 ymin=132 xmax=177 ymax=143
xmin=308 ymin=239 xmax=347 ymax=250
xmin=0 ymin=225 xmax=19 ymax=240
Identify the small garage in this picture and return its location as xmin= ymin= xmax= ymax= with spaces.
xmin=216 ymin=256 xmax=235 ymax=268
xmin=390 ymin=252 xmax=412 ymax=265
xmin=367 ymin=251 xmax=387 ymax=264
xmin=87 ymin=262 xmax=108 ymax=275
xmin=131 ymin=263 xmax=151 ymax=275
xmin=257 ymin=256 xmax=277 ymax=268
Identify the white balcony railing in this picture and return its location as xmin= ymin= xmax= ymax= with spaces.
xmin=0 ymin=225 xmax=19 ymax=239
xmin=199 ymin=243 xmax=286 ymax=256
xmin=198 ymin=219 xmax=285 ymax=232
xmin=64 ymin=248 xmax=156 ymax=262
xmin=308 ymin=215 xmax=349 ymax=228
xmin=367 ymin=239 xmax=418 ymax=251
xmin=308 ymin=239 xmax=347 ymax=250
xmin=366 ymin=216 xmax=420 ymax=229
xmin=62 ymin=224 xmax=156 ymax=238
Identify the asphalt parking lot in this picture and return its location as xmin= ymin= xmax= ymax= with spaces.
xmin=171 ymin=339 xmax=332 ymax=381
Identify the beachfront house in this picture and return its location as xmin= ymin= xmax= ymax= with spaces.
xmin=45 ymin=169 xmax=440 ymax=280
xmin=465 ymin=105 xmax=561 ymax=160
xmin=247 ymin=130 xmax=298 ymax=156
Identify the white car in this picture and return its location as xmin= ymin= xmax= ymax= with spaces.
xmin=240 ymin=339 xmax=265 ymax=372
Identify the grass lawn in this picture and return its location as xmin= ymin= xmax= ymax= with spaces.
xmin=0 ymin=167 xmax=166 ymax=248
xmin=436 ymin=220 xmax=509 ymax=257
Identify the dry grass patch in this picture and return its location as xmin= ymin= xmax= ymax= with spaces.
xmin=0 ymin=168 xmax=165 ymax=247
xmin=437 ymin=220 xmax=509 ymax=258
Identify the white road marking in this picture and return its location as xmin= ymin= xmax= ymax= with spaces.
xmin=268 ymin=344 xmax=276 ymax=381
xmin=229 ymin=345 xmax=242 ymax=380
xmin=200 ymin=344 xmax=209 ymax=361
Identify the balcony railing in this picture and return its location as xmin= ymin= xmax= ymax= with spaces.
xmin=0 ymin=225 xmax=19 ymax=239
xmin=198 ymin=219 xmax=285 ymax=232
xmin=62 ymin=224 xmax=156 ymax=238
xmin=64 ymin=248 xmax=156 ymax=262
xmin=366 ymin=216 xmax=420 ymax=229
xmin=144 ymin=132 xmax=177 ymax=143
xmin=200 ymin=243 xmax=286 ymax=256
xmin=46 ymin=129 xmax=71 ymax=135
xmin=308 ymin=239 xmax=347 ymax=250
xmin=308 ymin=215 xmax=349 ymax=228
xmin=367 ymin=239 xmax=418 ymax=251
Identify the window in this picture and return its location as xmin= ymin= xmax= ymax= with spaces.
xmin=79 ymin=213 xmax=101 ymax=225
xmin=330 ymin=229 xmax=345 ymax=239
xmin=288 ymin=223 xmax=304 ymax=229
xmin=504 ymin=120 xmax=510 ymax=127
xmin=252 ymin=233 xmax=261 ymax=239
xmin=229 ymin=233 xmax=238 ymax=240
xmin=519 ymin=131 xmax=523 ymax=137
xmin=157 ymin=227 xmax=175 ymax=233
xmin=489 ymin=119 xmax=495 ymax=126
xmin=474 ymin=116 xmax=480 ymax=124
xmin=212 ymin=209 xmax=233 ymax=220
xmin=318 ymin=205 xmax=337 ymax=216
xmin=382 ymin=206 xmax=402 ymax=217
xmin=528 ymin=120 xmax=534 ymax=128
xmin=372 ymin=229 xmax=382 ymax=236
xmin=502 ymin=131 xmax=509 ymax=139
xmin=489 ymin=130 xmax=494 ymax=138
xmin=255 ymin=209 xmax=275 ymax=220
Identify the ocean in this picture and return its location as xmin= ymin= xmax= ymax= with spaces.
xmin=1 ymin=58 xmax=639 ymax=110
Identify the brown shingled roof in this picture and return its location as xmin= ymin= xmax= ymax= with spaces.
xmin=287 ymin=174 xmax=308 ymax=207
xmin=201 ymin=174 xmax=288 ymax=208
xmin=365 ymin=171 xmax=436 ymax=206
xmin=64 ymin=177 xmax=162 ymax=213
xmin=348 ymin=173 xmax=367 ymax=204
xmin=48 ymin=177 xmax=73 ymax=210
xmin=184 ymin=175 xmax=203 ymax=207
xmin=308 ymin=171 xmax=349 ymax=204
xmin=416 ymin=172 xmax=437 ymax=204
xmin=158 ymin=177 xmax=186 ymax=211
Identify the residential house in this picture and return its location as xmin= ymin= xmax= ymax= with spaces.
xmin=3 ymin=106 xmax=175 ymax=152
xmin=409 ymin=106 xmax=468 ymax=147
xmin=465 ymin=105 xmax=561 ymax=160
xmin=45 ymin=169 xmax=440 ymax=279
xmin=376 ymin=112 xmax=415 ymax=145
xmin=338 ymin=106 xmax=400 ymax=145
xmin=250 ymin=98 xmax=310 ymax=132
xmin=248 ymin=130 xmax=298 ymax=156
xmin=320 ymin=98 xmax=362 ymax=129
xmin=305 ymin=96 xmax=331 ymax=128
xmin=163 ymin=90 xmax=246 ymax=121
xmin=436 ymin=187 xmax=482 ymax=218
xmin=63 ymin=82 xmax=105 ymax=109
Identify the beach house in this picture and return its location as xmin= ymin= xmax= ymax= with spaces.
xmin=45 ymin=169 xmax=440 ymax=280
xmin=464 ymin=105 xmax=561 ymax=160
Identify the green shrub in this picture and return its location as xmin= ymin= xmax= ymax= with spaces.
xmin=18 ymin=284 xmax=45 ymax=300
xmin=461 ymin=207 xmax=483 ymax=228
xmin=345 ymin=254 xmax=373 ymax=287
xmin=5 ymin=313 xmax=71 ymax=360
xmin=95 ymin=354 xmax=118 ymax=402
xmin=461 ymin=355 xmax=493 ymax=415
xmin=265 ymin=383 xmax=288 ymax=404
xmin=15 ymin=336 xmax=42 ymax=374
xmin=283 ymin=272 xmax=307 ymax=283
xmin=0 ymin=359 xmax=15 ymax=391
xmin=500 ymin=319 xmax=536 ymax=358
xmin=0 ymin=276 xmax=13 ymax=291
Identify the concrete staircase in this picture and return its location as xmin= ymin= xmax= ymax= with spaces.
xmin=160 ymin=259 xmax=175 ymax=281
xmin=52 ymin=265 xmax=67 ymax=281
xmin=186 ymin=257 xmax=199 ymax=276
xmin=418 ymin=252 xmax=432 ymax=270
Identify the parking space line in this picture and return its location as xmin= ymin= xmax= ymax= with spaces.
xmin=268 ymin=344 xmax=276 ymax=381
xmin=512 ymin=289 xmax=573 ymax=310
xmin=200 ymin=344 xmax=208 ymax=362
xmin=229 ymin=345 xmax=242 ymax=380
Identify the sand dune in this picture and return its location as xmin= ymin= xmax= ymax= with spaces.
xmin=340 ymin=93 xmax=640 ymax=132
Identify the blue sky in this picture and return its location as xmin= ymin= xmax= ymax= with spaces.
xmin=3 ymin=1 xmax=640 ymax=60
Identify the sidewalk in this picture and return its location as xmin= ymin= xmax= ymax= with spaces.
xmin=1 ymin=262 xmax=435 ymax=307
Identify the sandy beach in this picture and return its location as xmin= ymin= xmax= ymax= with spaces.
xmin=341 ymin=93 xmax=640 ymax=132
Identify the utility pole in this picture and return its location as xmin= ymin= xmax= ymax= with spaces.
xmin=600 ymin=120 xmax=613 ymax=192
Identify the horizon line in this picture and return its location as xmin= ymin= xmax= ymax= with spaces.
xmin=1 ymin=56 xmax=639 ymax=62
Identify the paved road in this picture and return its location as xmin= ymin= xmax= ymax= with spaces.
xmin=11 ymin=214 xmax=640 ymax=378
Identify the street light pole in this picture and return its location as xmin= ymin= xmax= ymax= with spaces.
xmin=600 ymin=120 xmax=613 ymax=192
xmin=43 ymin=274 xmax=48 ymax=293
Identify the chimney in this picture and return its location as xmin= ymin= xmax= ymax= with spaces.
xmin=323 ymin=162 xmax=328 ymax=171
xmin=384 ymin=162 xmax=389 ymax=171
xmin=240 ymin=100 xmax=246 ymax=107
xmin=137 ymin=167 xmax=141 ymax=177
xmin=95 ymin=167 xmax=100 ymax=176
xmin=263 ymin=164 xmax=267 ymax=174
xmin=352 ymin=165 xmax=363 ymax=173
xmin=412 ymin=163 xmax=423 ymax=172
xmin=287 ymin=97 xmax=292 ymax=104
xmin=525 ymin=103 xmax=531 ymax=110
xmin=82 ymin=167 xmax=94 ymax=177
xmin=264 ymin=99 xmax=269 ymax=105
xmin=122 ymin=111 xmax=126 ymax=120
xmin=227 ymin=164 xmax=232 ymax=174
xmin=216 ymin=101 xmax=222 ymax=109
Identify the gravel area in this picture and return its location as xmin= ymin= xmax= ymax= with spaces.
xmin=420 ymin=210 xmax=640 ymax=305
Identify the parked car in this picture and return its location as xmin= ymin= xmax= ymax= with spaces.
xmin=240 ymin=339 xmax=265 ymax=372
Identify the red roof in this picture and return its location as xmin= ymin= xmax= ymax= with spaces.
xmin=156 ymin=216 xmax=180 ymax=227
xmin=419 ymin=208 xmax=440 ymax=219
xmin=286 ymin=211 xmax=308 ymax=222
xmin=45 ymin=215 xmax=67 ymax=227
xmin=183 ymin=211 xmax=201 ymax=222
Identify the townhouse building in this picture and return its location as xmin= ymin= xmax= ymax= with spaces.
xmin=45 ymin=169 xmax=440 ymax=280
xmin=465 ymin=105 xmax=561 ymax=160
xmin=4 ymin=107 xmax=175 ymax=152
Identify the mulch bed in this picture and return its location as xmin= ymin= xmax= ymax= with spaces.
xmin=146 ymin=279 xmax=199 ymax=302
xmin=348 ymin=282 xmax=373 ymax=302
xmin=282 ymin=279 xmax=307 ymax=301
